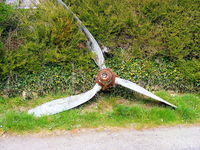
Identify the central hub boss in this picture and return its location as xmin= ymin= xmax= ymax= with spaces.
xmin=96 ymin=68 xmax=116 ymax=90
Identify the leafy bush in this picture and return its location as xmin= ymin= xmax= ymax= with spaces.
xmin=64 ymin=0 xmax=199 ymax=60
xmin=1 ymin=1 xmax=93 ymax=77
xmin=0 ymin=3 xmax=19 ymax=80
xmin=63 ymin=0 xmax=199 ymax=91
xmin=0 ymin=3 xmax=17 ymax=32
xmin=0 ymin=1 xmax=97 ymax=96
xmin=0 ymin=0 xmax=199 ymax=97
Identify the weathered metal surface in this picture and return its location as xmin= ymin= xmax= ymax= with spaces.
xmin=96 ymin=69 xmax=116 ymax=90
xmin=19 ymin=0 xmax=39 ymax=8
xmin=5 ymin=0 xmax=39 ymax=8
xmin=28 ymin=1 xmax=177 ymax=117
xmin=5 ymin=0 xmax=19 ymax=5
xmin=28 ymin=84 xmax=102 ymax=117
xmin=115 ymin=77 xmax=177 ymax=108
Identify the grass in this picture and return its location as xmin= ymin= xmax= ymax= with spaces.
xmin=0 ymin=90 xmax=200 ymax=133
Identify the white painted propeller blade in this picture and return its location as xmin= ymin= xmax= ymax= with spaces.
xmin=115 ymin=77 xmax=176 ymax=108
xmin=28 ymin=84 xmax=102 ymax=117
xmin=57 ymin=0 xmax=106 ymax=69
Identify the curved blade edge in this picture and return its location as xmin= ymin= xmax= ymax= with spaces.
xmin=115 ymin=77 xmax=176 ymax=108
xmin=28 ymin=84 xmax=102 ymax=117
xmin=57 ymin=0 xmax=106 ymax=69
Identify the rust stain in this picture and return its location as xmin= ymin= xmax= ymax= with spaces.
xmin=96 ymin=68 xmax=116 ymax=90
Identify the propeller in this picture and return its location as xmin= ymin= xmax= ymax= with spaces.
xmin=28 ymin=0 xmax=176 ymax=117
xmin=57 ymin=0 xmax=106 ymax=69
xmin=28 ymin=84 xmax=101 ymax=117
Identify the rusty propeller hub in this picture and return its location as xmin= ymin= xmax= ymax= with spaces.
xmin=96 ymin=68 xmax=116 ymax=90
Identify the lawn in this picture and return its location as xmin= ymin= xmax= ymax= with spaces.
xmin=0 ymin=90 xmax=199 ymax=133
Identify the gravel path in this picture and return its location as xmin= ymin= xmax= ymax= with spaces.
xmin=0 ymin=126 xmax=200 ymax=150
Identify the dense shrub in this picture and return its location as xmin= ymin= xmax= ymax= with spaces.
xmin=63 ymin=0 xmax=199 ymax=59
xmin=1 ymin=1 xmax=93 ymax=76
xmin=0 ymin=3 xmax=19 ymax=81
xmin=63 ymin=0 xmax=199 ymax=90
xmin=0 ymin=0 xmax=199 ymax=97
xmin=0 ymin=1 xmax=96 ymax=96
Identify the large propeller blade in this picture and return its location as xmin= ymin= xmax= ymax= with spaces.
xmin=115 ymin=77 xmax=176 ymax=108
xmin=28 ymin=84 xmax=102 ymax=117
xmin=57 ymin=0 xmax=106 ymax=69
xmin=27 ymin=2 xmax=177 ymax=117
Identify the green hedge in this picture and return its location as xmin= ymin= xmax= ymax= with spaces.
xmin=0 ymin=0 xmax=199 ymax=97
xmin=64 ymin=0 xmax=199 ymax=59
xmin=63 ymin=0 xmax=199 ymax=89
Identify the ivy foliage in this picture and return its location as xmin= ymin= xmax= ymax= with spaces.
xmin=64 ymin=0 xmax=200 ymax=89
xmin=0 ymin=0 xmax=199 ymax=97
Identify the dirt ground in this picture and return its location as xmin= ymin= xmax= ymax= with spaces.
xmin=0 ymin=125 xmax=200 ymax=150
